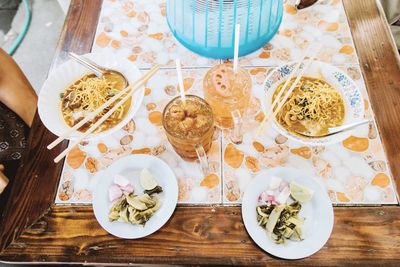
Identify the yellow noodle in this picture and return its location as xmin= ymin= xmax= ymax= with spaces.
xmin=273 ymin=76 xmax=345 ymax=137
xmin=61 ymin=73 xmax=131 ymax=133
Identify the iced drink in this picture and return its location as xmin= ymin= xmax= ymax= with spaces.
xmin=163 ymin=95 xmax=214 ymax=160
xmin=203 ymin=62 xmax=252 ymax=129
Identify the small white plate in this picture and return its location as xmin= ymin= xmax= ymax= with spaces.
xmin=38 ymin=52 xmax=144 ymax=140
xmin=93 ymin=155 xmax=178 ymax=239
xmin=242 ymin=167 xmax=334 ymax=259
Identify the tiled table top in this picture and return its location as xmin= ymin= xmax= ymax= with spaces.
xmin=55 ymin=0 xmax=398 ymax=205
xmin=221 ymin=65 xmax=396 ymax=204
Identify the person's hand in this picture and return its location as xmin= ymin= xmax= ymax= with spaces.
xmin=295 ymin=0 xmax=318 ymax=9
xmin=0 ymin=164 xmax=9 ymax=194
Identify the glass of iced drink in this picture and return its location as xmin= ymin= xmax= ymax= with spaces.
xmin=203 ymin=62 xmax=252 ymax=143
xmin=163 ymin=95 xmax=214 ymax=174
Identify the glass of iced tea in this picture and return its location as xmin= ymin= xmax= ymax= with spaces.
xmin=163 ymin=95 xmax=214 ymax=174
xmin=203 ymin=62 xmax=252 ymax=143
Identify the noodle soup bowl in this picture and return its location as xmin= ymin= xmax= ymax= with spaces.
xmin=38 ymin=52 xmax=144 ymax=140
xmin=262 ymin=61 xmax=364 ymax=146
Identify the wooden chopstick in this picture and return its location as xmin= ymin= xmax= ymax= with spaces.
xmin=48 ymin=65 xmax=160 ymax=150
xmin=53 ymin=66 xmax=160 ymax=163
xmin=54 ymin=90 xmax=132 ymax=163
xmin=255 ymin=61 xmax=303 ymax=138
xmin=255 ymin=46 xmax=321 ymax=138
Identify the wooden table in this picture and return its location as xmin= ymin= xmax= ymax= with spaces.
xmin=1 ymin=0 xmax=400 ymax=265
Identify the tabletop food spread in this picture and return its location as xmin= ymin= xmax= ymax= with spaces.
xmin=1 ymin=0 xmax=399 ymax=263
xmin=54 ymin=0 xmax=397 ymax=208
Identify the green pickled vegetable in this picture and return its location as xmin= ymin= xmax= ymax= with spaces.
xmin=108 ymin=187 xmax=163 ymax=226
xmin=256 ymin=201 xmax=305 ymax=244
xmin=144 ymin=185 xmax=163 ymax=195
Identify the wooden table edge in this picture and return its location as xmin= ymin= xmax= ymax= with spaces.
xmin=1 ymin=0 xmax=400 ymax=265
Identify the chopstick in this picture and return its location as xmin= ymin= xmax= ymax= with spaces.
xmin=54 ymin=89 xmax=132 ymax=163
xmin=255 ymin=60 xmax=303 ymax=138
xmin=255 ymin=46 xmax=321 ymax=138
xmin=52 ymin=66 xmax=160 ymax=163
xmin=48 ymin=65 xmax=160 ymax=150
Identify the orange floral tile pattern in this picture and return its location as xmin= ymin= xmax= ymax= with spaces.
xmin=343 ymin=136 xmax=369 ymax=152
xmin=92 ymin=0 xmax=358 ymax=69
xmin=224 ymin=143 xmax=244 ymax=169
xmin=97 ymin=143 xmax=108 ymax=153
xmin=57 ymin=69 xmax=222 ymax=204
xmin=58 ymin=0 xmax=397 ymax=205
xmin=66 ymin=146 xmax=86 ymax=169
xmin=237 ymin=0 xmax=358 ymax=67
xmin=291 ymin=147 xmax=312 ymax=159
xmin=222 ymin=66 xmax=397 ymax=204
xmin=371 ymin=173 xmax=390 ymax=188
xmin=200 ymin=173 xmax=220 ymax=189
xmin=92 ymin=0 xmax=218 ymax=68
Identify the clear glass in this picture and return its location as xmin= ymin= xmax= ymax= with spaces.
xmin=162 ymin=95 xmax=215 ymax=173
xmin=230 ymin=109 xmax=243 ymax=144
xmin=203 ymin=63 xmax=252 ymax=129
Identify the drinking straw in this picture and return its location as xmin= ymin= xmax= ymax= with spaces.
xmin=176 ymin=58 xmax=186 ymax=103
xmin=233 ymin=24 xmax=240 ymax=73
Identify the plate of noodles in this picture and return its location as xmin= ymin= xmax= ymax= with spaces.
xmin=262 ymin=61 xmax=364 ymax=146
xmin=38 ymin=52 xmax=144 ymax=140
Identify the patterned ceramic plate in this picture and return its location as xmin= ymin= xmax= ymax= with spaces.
xmin=38 ymin=52 xmax=144 ymax=140
xmin=262 ymin=61 xmax=364 ymax=146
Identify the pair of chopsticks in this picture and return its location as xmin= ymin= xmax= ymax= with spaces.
xmin=255 ymin=45 xmax=322 ymax=138
xmin=49 ymin=65 xmax=161 ymax=163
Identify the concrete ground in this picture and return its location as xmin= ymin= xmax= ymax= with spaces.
xmin=1 ymin=0 xmax=66 ymax=94
xmin=0 ymin=1 xmax=19 ymax=34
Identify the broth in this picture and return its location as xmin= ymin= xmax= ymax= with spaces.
xmin=273 ymin=76 xmax=345 ymax=137
xmin=60 ymin=72 xmax=131 ymax=133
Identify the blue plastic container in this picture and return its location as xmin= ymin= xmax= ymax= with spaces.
xmin=166 ymin=0 xmax=283 ymax=59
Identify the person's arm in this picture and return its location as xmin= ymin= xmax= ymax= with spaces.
xmin=0 ymin=48 xmax=37 ymax=127
xmin=0 ymin=164 xmax=9 ymax=194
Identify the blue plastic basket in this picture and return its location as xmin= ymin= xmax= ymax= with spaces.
xmin=166 ymin=0 xmax=283 ymax=59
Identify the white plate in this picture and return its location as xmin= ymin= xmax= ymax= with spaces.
xmin=242 ymin=167 xmax=334 ymax=259
xmin=93 ymin=155 xmax=178 ymax=239
xmin=262 ymin=61 xmax=364 ymax=146
xmin=38 ymin=52 xmax=144 ymax=140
